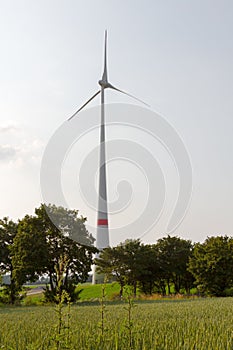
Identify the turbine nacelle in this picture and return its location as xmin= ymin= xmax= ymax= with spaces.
xmin=98 ymin=79 xmax=110 ymax=88
xmin=98 ymin=80 xmax=114 ymax=89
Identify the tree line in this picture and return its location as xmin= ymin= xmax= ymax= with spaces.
xmin=96 ymin=235 xmax=233 ymax=297
xmin=0 ymin=204 xmax=233 ymax=304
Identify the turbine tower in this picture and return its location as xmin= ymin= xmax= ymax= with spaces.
xmin=68 ymin=31 xmax=148 ymax=283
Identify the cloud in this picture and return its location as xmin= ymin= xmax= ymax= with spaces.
xmin=0 ymin=122 xmax=44 ymax=165
xmin=0 ymin=123 xmax=20 ymax=133
xmin=0 ymin=145 xmax=17 ymax=162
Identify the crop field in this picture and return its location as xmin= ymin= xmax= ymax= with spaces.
xmin=0 ymin=298 xmax=232 ymax=349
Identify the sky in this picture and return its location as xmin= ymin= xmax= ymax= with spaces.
xmin=0 ymin=0 xmax=233 ymax=245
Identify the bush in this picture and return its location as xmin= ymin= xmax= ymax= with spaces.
xmin=0 ymin=285 xmax=25 ymax=305
xmin=43 ymin=284 xmax=83 ymax=303
xmin=223 ymin=287 xmax=233 ymax=297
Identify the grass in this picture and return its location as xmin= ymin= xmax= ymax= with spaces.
xmin=0 ymin=298 xmax=232 ymax=349
xmin=21 ymin=282 xmax=197 ymax=305
xmin=77 ymin=282 xmax=122 ymax=301
xmin=22 ymin=293 xmax=44 ymax=306
xmin=20 ymin=282 xmax=122 ymax=305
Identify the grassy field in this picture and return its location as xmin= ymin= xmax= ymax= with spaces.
xmin=22 ymin=282 xmax=122 ymax=305
xmin=77 ymin=282 xmax=121 ymax=301
xmin=22 ymin=282 xmax=196 ymax=304
xmin=0 ymin=297 xmax=233 ymax=349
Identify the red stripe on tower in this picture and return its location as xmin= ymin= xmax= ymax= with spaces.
xmin=97 ymin=219 xmax=108 ymax=226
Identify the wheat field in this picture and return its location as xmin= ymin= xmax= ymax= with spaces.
xmin=0 ymin=298 xmax=232 ymax=349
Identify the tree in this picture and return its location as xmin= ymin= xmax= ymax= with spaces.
xmin=188 ymin=236 xmax=233 ymax=296
xmin=117 ymin=239 xmax=142 ymax=297
xmin=12 ymin=204 xmax=97 ymax=301
xmin=135 ymin=244 xmax=160 ymax=295
xmin=96 ymin=240 xmax=143 ymax=297
xmin=95 ymin=246 xmax=127 ymax=297
xmin=96 ymin=240 xmax=159 ymax=296
xmin=156 ymin=235 xmax=194 ymax=294
xmin=11 ymin=215 xmax=49 ymax=288
xmin=0 ymin=217 xmax=19 ymax=304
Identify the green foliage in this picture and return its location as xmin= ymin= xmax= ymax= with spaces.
xmin=95 ymin=245 xmax=127 ymax=297
xmin=188 ymin=235 xmax=233 ymax=296
xmin=43 ymin=283 xmax=82 ymax=304
xmin=0 ymin=217 xmax=20 ymax=304
xmin=22 ymin=293 xmax=44 ymax=306
xmin=118 ymin=239 xmax=146 ymax=297
xmin=51 ymin=255 xmax=72 ymax=350
xmin=34 ymin=204 xmax=97 ymax=299
xmin=96 ymin=239 xmax=158 ymax=297
xmin=96 ymin=237 xmax=194 ymax=297
xmin=156 ymin=235 xmax=194 ymax=294
xmin=10 ymin=204 xmax=97 ymax=303
xmin=1 ymin=202 xmax=233 ymax=304
xmin=0 ymin=285 xmax=24 ymax=305
xmin=122 ymin=286 xmax=137 ymax=349
xmin=11 ymin=215 xmax=48 ymax=288
xmin=97 ymin=279 xmax=108 ymax=341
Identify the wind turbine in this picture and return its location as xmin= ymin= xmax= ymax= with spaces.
xmin=69 ymin=31 xmax=148 ymax=283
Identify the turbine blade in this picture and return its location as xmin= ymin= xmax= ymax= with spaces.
xmin=102 ymin=30 xmax=108 ymax=82
xmin=68 ymin=90 xmax=101 ymax=121
xmin=108 ymin=84 xmax=150 ymax=107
